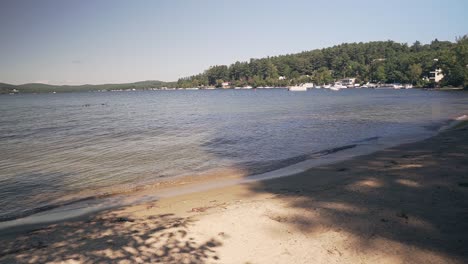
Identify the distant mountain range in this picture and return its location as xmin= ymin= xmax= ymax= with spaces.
xmin=0 ymin=80 xmax=176 ymax=94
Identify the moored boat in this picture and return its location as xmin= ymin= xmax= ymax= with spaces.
xmin=288 ymin=85 xmax=308 ymax=91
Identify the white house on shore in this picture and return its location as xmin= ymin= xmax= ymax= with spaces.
xmin=429 ymin=68 xmax=444 ymax=83
xmin=340 ymin=78 xmax=356 ymax=87
xmin=222 ymin=82 xmax=230 ymax=88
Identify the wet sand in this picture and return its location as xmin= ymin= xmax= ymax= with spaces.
xmin=1 ymin=124 xmax=467 ymax=263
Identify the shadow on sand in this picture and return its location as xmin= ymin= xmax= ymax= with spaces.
xmin=245 ymin=127 xmax=468 ymax=261
xmin=0 ymin=212 xmax=221 ymax=263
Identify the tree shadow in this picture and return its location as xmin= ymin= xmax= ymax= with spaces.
xmin=0 ymin=212 xmax=222 ymax=263
xmin=245 ymin=128 xmax=468 ymax=260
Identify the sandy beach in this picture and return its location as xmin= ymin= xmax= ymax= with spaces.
xmin=1 ymin=124 xmax=467 ymax=264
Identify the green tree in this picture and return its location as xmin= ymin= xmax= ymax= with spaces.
xmin=409 ymin=64 xmax=422 ymax=85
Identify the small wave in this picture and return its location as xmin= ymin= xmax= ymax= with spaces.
xmin=235 ymin=144 xmax=358 ymax=176
xmin=352 ymin=136 xmax=380 ymax=143
xmin=437 ymin=114 xmax=468 ymax=132
xmin=0 ymin=196 xmax=100 ymax=222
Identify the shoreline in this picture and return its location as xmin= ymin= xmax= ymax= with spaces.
xmin=1 ymin=120 xmax=467 ymax=263
xmin=0 ymin=115 xmax=465 ymax=232
xmin=0 ymin=122 xmax=442 ymax=229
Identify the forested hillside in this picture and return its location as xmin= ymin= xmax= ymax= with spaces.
xmin=177 ymin=36 xmax=468 ymax=88
xmin=0 ymin=80 xmax=176 ymax=94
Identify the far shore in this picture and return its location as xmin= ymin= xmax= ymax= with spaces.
xmin=1 ymin=123 xmax=468 ymax=263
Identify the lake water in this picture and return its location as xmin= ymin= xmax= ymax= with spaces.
xmin=1 ymin=88 xmax=467 ymax=222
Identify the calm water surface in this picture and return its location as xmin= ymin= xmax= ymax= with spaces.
xmin=1 ymin=89 xmax=467 ymax=221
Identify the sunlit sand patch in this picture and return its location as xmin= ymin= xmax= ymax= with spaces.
xmin=396 ymin=179 xmax=421 ymax=188
xmin=95 ymin=248 xmax=125 ymax=259
xmin=405 ymin=216 xmax=436 ymax=231
xmin=349 ymin=236 xmax=460 ymax=264
xmin=316 ymin=202 xmax=367 ymax=213
xmin=346 ymin=177 xmax=384 ymax=192
xmin=395 ymin=164 xmax=423 ymax=169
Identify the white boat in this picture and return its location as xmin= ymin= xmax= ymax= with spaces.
xmin=376 ymin=83 xmax=403 ymax=89
xmin=322 ymin=84 xmax=331 ymax=89
xmin=329 ymin=82 xmax=347 ymax=91
xmin=404 ymin=84 xmax=413 ymax=89
xmin=288 ymin=83 xmax=313 ymax=91
xmin=288 ymin=85 xmax=308 ymax=91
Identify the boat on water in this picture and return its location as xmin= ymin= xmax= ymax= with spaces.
xmin=288 ymin=83 xmax=313 ymax=91
xmin=375 ymin=83 xmax=404 ymax=89
xmin=329 ymin=82 xmax=347 ymax=91
xmin=288 ymin=85 xmax=308 ymax=91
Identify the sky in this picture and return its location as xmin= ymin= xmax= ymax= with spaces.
xmin=0 ymin=0 xmax=467 ymax=85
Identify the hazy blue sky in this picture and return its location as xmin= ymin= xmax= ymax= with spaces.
xmin=0 ymin=0 xmax=467 ymax=85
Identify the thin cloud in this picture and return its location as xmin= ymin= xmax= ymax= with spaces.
xmin=33 ymin=80 xmax=50 ymax=84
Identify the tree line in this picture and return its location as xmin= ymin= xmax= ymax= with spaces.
xmin=177 ymin=36 xmax=468 ymax=88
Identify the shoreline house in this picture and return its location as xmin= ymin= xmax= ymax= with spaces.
xmin=429 ymin=68 xmax=444 ymax=83
xmin=221 ymin=82 xmax=231 ymax=89
xmin=341 ymin=78 xmax=356 ymax=88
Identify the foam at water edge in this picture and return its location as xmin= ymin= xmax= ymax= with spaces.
xmin=438 ymin=114 xmax=468 ymax=132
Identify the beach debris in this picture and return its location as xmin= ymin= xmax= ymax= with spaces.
xmin=337 ymin=167 xmax=349 ymax=172
xmin=189 ymin=202 xmax=228 ymax=213
xmin=218 ymin=232 xmax=230 ymax=239
xmin=112 ymin=216 xmax=135 ymax=223
xmin=190 ymin=206 xmax=211 ymax=213
xmin=326 ymin=247 xmax=343 ymax=256
xmin=380 ymin=218 xmax=389 ymax=222
xmin=267 ymin=215 xmax=289 ymax=223
xmin=396 ymin=211 xmax=409 ymax=220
